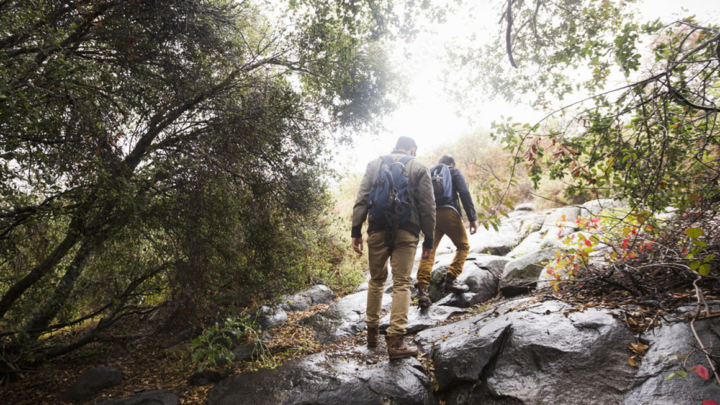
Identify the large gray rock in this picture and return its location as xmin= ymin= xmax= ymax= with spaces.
xmin=379 ymin=306 xmax=467 ymax=334
xmin=301 ymin=291 xmax=391 ymax=343
xmin=468 ymin=225 xmax=521 ymax=256
xmin=541 ymin=206 xmax=581 ymax=245
xmin=60 ymin=366 xmax=123 ymax=402
xmin=427 ymin=256 xmax=504 ymax=303
xmin=514 ymin=203 xmax=537 ymax=211
xmin=623 ymin=316 xmax=720 ymax=405
xmin=254 ymin=305 xmax=288 ymax=330
xmin=95 ymin=390 xmax=180 ymax=405
xmin=281 ymin=285 xmax=336 ymax=311
xmin=500 ymin=249 xmax=558 ymax=296
xmin=506 ymin=231 xmax=544 ymax=258
xmin=428 ymin=301 xmax=636 ymax=405
xmin=208 ymin=353 xmax=438 ymax=405
xmin=579 ymin=198 xmax=628 ymax=219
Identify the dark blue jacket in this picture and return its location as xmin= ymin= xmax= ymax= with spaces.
xmin=441 ymin=166 xmax=477 ymax=222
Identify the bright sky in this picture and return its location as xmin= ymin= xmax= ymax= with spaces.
xmin=336 ymin=0 xmax=720 ymax=174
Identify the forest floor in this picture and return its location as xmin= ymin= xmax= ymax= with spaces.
xmin=0 ymin=265 xmax=717 ymax=405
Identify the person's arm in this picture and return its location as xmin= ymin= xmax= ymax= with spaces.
xmin=414 ymin=162 xmax=436 ymax=250
xmin=351 ymin=159 xmax=378 ymax=250
xmin=453 ymin=168 xmax=477 ymax=223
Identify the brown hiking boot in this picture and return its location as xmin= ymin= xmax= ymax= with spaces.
xmin=367 ymin=325 xmax=379 ymax=348
xmin=386 ymin=334 xmax=418 ymax=360
xmin=445 ymin=275 xmax=469 ymax=293
xmin=416 ymin=283 xmax=431 ymax=308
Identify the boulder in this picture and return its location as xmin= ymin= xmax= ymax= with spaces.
xmin=500 ymin=249 xmax=558 ymax=297
xmin=514 ymin=203 xmax=537 ymax=211
xmin=506 ymin=231 xmax=544 ymax=258
xmin=622 ymin=316 xmax=720 ymax=405
xmin=579 ymin=198 xmax=628 ymax=219
xmin=95 ymin=390 xmax=180 ymax=405
xmin=253 ymin=305 xmax=287 ymax=330
xmin=207 ymin=353 xmax=438 ymax=405
xmin=468 ymin=225 xmax=521 ymax=256
xmin=60 ymin=366 xmax=123 ymax=402
xmin=379 ymin=306 xmax=467 ymax=334
xmin=281 ymin=285 xmax=336 ymax=311
xmin=428 ymin=257 xmax=500 ymax=302
xmin=301 ymin=291 xmax=391 ymax=343
xmin=428 ymin=301 xmax=636 ymax=405
xmin=517 ymin=214 xmax=546 ymax=240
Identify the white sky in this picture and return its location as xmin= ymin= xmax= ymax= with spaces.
xmin=335 ymin=0 xmax=720 ymax=174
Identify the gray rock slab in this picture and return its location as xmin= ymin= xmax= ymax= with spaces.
xmin=281 ymin=285 xmax=336 ymax=311
xmin=432 ymin=301 xmax=636 ymax=405
xmin=580 ymin=198 xmax=628 ymax=219
xmin=623 ymin=319 xmax=720 ymax=405
xmin=514 ymin=203 xmax=537 ymax=211
xmin=207 ymin=353 xmax=438 ymax=405
xmin=95 ymin=390 xmax=180 ymax=405
xmin=379 ymin=306 xmax=468 ymax=334
xmin=427 ymin=256 xmax=503 ymax=303
xmin=500 ymin=249 xmax=558 ymax=297
xmin=254 ymin=305 xmax=288 ymax=330
xmin=300 ymin=291 xmax=391 ymax=343
xmin=60 ymin=365 xmax=123 ymax=402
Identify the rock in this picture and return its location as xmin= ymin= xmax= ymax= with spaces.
xmin=354 ymin=281 xmax=369 ymax=292
xmin=622 ymin=319 xmax=720 ymax=405
xmin=207 ymin=353 xmax=437 ymax=405
xmin=579 ymin=198 xmax=628 ymax=219
xmin=427 ymin=258 xmax=476 ymax=302
xmin=468 ymin=225 xmax=521 ymax=256
xmin=188 ymin=370 xmax=223 ymax=386
xmin=95 ymin=390 xmax=180 ymax=405
xmin=231 ymin=341 xmax=264 ymax=362
xmin=500 ymin=249 xmax=558 ymax=297
xmin=253 ymin=305 xmax=287 ymax=330
xmin=514 ymin=203 xmax=537 ymax=211
xmin=430 ymin=301 xmax=636 ymax=405
xmin=379 ymin=306 xmax=467 ymax=334
xmin=300 ymin=291 xmax=391 ymax=343
xmin=60 ymin=366 xmax=123 ymax=402
xmin=281 ymin=285 xmax=336 ymax=311
xmin=517 ymin=214 xmax=546 ymax=239
xmin=506 ymin=231 xmax=544 ymax=258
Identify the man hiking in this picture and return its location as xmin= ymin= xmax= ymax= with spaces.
xmin=415 ymin=155 xmax=478 ymax=307
xmin=351 ymin=136 xmax=436 ymax=359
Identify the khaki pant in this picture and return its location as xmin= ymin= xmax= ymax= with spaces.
xmin=365 ymin=229 xmax=418 ymax=336
xmin=416 ymin=208 xmax=469 ymax=285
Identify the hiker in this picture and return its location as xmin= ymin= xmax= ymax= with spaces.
xmin=415 ymin=155 xmax=478 ymax=307
xmin=351 ymin=136 xmax=436 ymax=359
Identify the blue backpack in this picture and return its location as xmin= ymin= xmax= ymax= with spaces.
xmin=366 ymin=155 xmax=414 ymax=234
xmin=430 ymin=163 xmax=454 ymax=206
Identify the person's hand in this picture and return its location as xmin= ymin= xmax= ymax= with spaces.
xmin=421 ymin=246 xmax=431 ymax=260
xmin=352 ymin=237 xmax=364 ymax=255
xmin=469 ymin=221 xmax=478 ymax=235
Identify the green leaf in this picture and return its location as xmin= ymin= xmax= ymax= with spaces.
xmin=690 ymin=261 xmax=701 ymax=271
xmin=685 ymin=228 xmax=704 ymax=239
xmin=698 ymin=264 xmax=710 ymax=275
xmin=692 ymin=240 xmax=708 ymax=247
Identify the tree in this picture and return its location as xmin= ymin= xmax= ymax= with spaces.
xmin=448 ymin=0 xmax=719 ymax=225
xmin=0 ymin=0 xmax=399 ymax=364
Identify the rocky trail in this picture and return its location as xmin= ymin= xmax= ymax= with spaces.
xmin=2 ymin=200 xmax=719 ymax=405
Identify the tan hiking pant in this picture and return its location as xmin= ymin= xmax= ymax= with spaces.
xmin=365 ymin=229 xmax=418 ymax=336
xmin=416 ymin=208 xmax=470 ymax=286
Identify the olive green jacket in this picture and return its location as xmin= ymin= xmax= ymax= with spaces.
xmin=351 ymin=152 xmax=436 ymax=249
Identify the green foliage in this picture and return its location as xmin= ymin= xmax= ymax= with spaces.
xmin=191 ymin=316 xmax=264 ymax=371
xmin=0 ymin=0 xmax=403 ymax=361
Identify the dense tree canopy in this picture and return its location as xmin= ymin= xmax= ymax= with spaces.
xmin=0 ymin=0 xmax=402 ymax=364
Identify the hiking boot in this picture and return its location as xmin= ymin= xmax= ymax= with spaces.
xmin=386 ymin=334 xmax=418 ymax=360
xmin=416 ymin=283 xmax=431 ymax=308
xmin=367 ymin=325 xmax=379 ymax=348
xmin=445 ymin=275 xmax=469 ymax=293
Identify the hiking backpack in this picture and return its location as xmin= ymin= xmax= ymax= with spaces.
xmin=430 ymin=163 xmax=454 ymax=206
xmin=366 ymin=155 xmax=415 ymax=234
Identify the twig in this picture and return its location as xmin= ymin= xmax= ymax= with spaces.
xmin=691 ymin=275 xmax=720 ymax=384
xmin=505 ymin=0 xmax=518 ymax=68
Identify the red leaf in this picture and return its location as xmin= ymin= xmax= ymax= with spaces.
xmin=584 ymin=240 xmax=592 ymax=247
xmin=701 ymin=400 xmax=719 ymax=405
xmin=696 ymin=365 xmax=711 ymax=381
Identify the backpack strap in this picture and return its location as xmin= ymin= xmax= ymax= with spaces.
xmin=380 ymin=155 xmax=394 ymax=167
